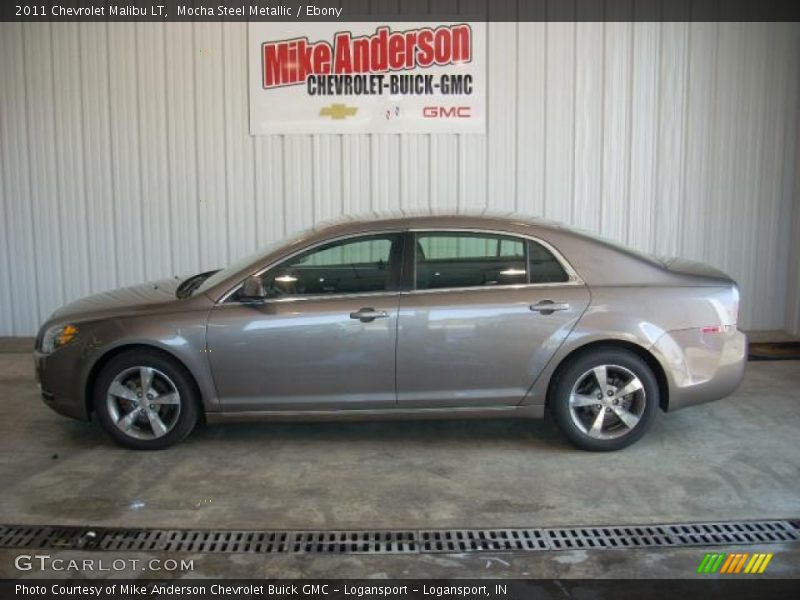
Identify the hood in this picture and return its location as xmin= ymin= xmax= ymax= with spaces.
xmin=50 ymin=277 xmax=183 ymax=322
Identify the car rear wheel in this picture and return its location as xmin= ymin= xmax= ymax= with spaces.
xmin=550 ymin=348 xmax=658 ymax=451
xmin=94 ymin=350 xmax=199 ymax=450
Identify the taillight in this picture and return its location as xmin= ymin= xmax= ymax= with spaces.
xmin=700 ymin=324 xmax=736 ymax=335
xmin=702 ymin=285 xmax=739 ymax=335
xmin=701 ymin=325 xmax=726 ymax=334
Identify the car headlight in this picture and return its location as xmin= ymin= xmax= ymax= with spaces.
xmin=40 ymin=324 xmax=79 ymax=354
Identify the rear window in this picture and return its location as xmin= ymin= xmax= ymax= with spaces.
xmin=415 ymin=232 xmax=527 ymax=290
xmin=529 ymin=241 xmax=569 ymax=283
xmin=413 ymin=232 xmax=571 ymax=290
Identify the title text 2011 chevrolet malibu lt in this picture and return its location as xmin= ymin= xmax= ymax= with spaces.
xmin=34 ymin=215 xmax=746 ymax=451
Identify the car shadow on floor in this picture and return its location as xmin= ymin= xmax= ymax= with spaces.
xmin=187 ymin=415 xmax=577 ymax=452
xmin=46 ymin=399 xmax=688 ymax=454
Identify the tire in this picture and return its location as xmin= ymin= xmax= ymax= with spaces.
xmin=93 ymin=349 xmax=200 ymax=450
xmin=550 ymin=347 xmax=658 ymax=451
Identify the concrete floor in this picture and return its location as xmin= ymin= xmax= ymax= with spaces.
xmin=0 ymin=338 xmax=798 ymax=578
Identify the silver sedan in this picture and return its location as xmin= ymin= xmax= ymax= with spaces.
xmin=33 ymin=215 xmax=746 ymax=451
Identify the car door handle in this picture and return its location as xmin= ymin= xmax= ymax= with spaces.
xmin=349 ymin=307 xmax=390 ymax=322
xmin=530 ymin=300 xmax=570 ymax=315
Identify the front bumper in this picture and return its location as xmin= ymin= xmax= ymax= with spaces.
xmin=34 ymin=348 xmax=90 ymax=421
xmin=652 ymin=327 xmax=747 ymax=411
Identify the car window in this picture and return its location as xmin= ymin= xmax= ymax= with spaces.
xmin=529 ymin=240 xmax=569 ymax=283
xmin=258 ymin=234 xmax=400 ymax=298
xmin=415 ymin=233 xmax=528 ymax=289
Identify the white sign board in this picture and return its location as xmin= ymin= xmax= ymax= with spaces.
xmin=249 ymin=21 xmax=486 ymax=134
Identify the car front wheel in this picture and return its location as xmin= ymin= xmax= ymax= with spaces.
xmin=94 ymin=350 xmax=199 ymax=450
xmin=550 ymin=347 xmax=658 ymax=451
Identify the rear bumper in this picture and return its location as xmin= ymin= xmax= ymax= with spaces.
xmin=652 ymin=327 xmax=747 ymax=411
xmin=34 ymin=349 xmax=89 ymax=421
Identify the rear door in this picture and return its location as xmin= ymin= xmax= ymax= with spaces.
xmin=396 ymin=231 xmax=590 ymax=408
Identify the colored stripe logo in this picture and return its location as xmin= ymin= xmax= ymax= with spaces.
xmin=697 ymin=552 xmax=773 ymax=574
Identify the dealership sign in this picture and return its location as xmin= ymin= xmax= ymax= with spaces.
xmin=249 ymin=22 xmax=486 ymax=134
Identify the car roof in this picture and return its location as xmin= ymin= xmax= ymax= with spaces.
xmin=306 ymin=211 xmax=571 ymax=239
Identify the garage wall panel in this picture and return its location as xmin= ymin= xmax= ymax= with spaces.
xmin=0 ymin=19 xmax=799 ymax=335
xmin=1 ymin=24 xmax=40 ymax=334
xmin=601 ymin=21 xmax=633 ymax=244
xmin=400 ymin=135 xmax=430 ymax=213
xmin=515 ymin=21 xmax=546 ymax=218
xmin=222 ymin=22 xmax=257 ymax=261
xmin=253 ymin=136 xmax=286 ymax=246
xmin=429 ymin=134 xmax=459 ymax=212
xmin=544 ymin=21 xmax=575 ymax=223
xmin=22 ymin=22 xmax=61 ymax=327
xmin=107 ymin=23 xmax=145 ymax=289
xmin=572 ymin=21 xmax=604 ymax=234
xmin=341 ymin=136 xmax=372 ymax=217
xmin=79 ymin=22 xmax=118 ymax=296
xmin=627 ymin=21 xmax=660 ymax=253
xmin=681 ymin=22 xmax=716 ymax=262
xmin=487 ymin=20 xmax=517 ymax=212
xmin=52 ymin=23 xmax=92 ymax=302
xmin=165 ymin=23 xmax=201 ymax=277
xmin=136 ymin=22 xmax=173 ymax=281
xmin=194 ymin=22 xmax=229 ymax=269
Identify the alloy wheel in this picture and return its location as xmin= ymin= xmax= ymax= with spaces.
xmin=568 ymin=364 xmax=646 ymax=440
xmin=106 ymin=366 xmax=181 ymax=440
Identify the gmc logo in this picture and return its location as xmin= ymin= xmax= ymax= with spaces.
xmin=422 ymin=106 xmax=472 ymax=118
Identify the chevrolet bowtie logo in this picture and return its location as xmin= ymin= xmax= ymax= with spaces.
xmin=319 ymin=104 xmax=358 ymax=120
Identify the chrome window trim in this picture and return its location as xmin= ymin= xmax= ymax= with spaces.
xmin=217 ymin=290 xmax=400 ymax=307
xmin=400 ymin=281 xmax=585 ymax=297
xmin=217 ymin=226 xmax=584 ymax=305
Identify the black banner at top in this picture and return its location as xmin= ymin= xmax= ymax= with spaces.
xmin=3 ymin=0 xmax=800 ymax=22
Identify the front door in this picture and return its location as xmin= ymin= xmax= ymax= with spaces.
xmin=207 ymin=233 xmax=403 ymax=412
xmin=396 ymin=231 xmax=590 ymax=408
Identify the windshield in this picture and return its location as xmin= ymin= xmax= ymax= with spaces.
xmin=175 ymin=270 xmax=220 ymax=299
xmin=192 ymin=229 xmax=311 ymax=297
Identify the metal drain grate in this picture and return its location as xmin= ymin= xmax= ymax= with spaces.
xmin=544 ymin=525 xmax=676 ymax=550
xmin=664 ymin=521 xmax=800 ymax=546
xmin=100 ymin=530 xmax=294 ymax=554
xmin=0 ymin=519 xmax=797 ymax=556
xmin=419 ymin=529 xmax=547 ymax=553
xmin=291 ymin=531 xmax=417 ymax=554
xmin=0 ymin=525 xmax=100 ymax=551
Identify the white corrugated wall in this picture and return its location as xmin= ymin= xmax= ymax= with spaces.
xmin=1 ymin=21 xmax=799 ymax=335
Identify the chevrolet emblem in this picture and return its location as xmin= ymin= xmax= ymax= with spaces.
xmin=319 ymin=104 xmax=358 ymax=120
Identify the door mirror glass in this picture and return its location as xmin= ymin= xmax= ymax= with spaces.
xmin=240 ymin=275 xmax=268 ymax=301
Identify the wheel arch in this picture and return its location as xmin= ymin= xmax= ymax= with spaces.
xmin=545 ymin=339 xmax=670 ymax=412
xmin=84 ymin=343 xmax=206 ymax=422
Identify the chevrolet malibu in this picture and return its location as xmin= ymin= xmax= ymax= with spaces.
xmin=34 ymin=215 xmax=746 ymax=451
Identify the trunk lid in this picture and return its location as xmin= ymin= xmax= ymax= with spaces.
xmin=660 ymin=257 xmax=735 ymax=284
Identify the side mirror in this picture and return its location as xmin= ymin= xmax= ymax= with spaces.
xmin=240 ymin=275 xmax=267 ymax=302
